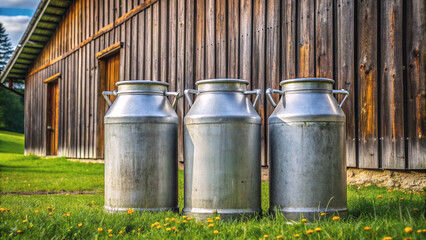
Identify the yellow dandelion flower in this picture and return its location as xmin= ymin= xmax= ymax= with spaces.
xmin=387 ymin=190 xmax=392 ymax=193
xmin=35 ymin=210 xmax=39 ymax=213
xmin=201 ymin=223 xmax=204 ymax=226
xmin=332 ymin=216 xmax=340 ymax=221
xmin=315 ymin=228 xmax=322 ymax=232
xmin=127 ymin=209 xmax=134 ymax=214
xmin=48 ymin=212 xmax=53 ymax=216
xmin=215 ymin=216 xmax=220 ymax=220
xmin=307 ymin=229 xmax=314 ymax=234
xmin=378 ymin=195 xmax=383 ymax=198
xmin=321 ymin=213 xmax=325 ymax=216
xmin=78 ymin=223 xmax=83 ymax=227
xmin=417 ymin=230 xmax=422 ymax=233
xmin=400 ymin=198 xmax=404 ymax=201
xmin=423 ymin=229 xmax=426 ymax=232
xmin=264 ymin=235 xmax=269 ymax=238
xmin=176 ymin=221 xmax=180 ymax=224
xmin=208 ymin=224 xmax=214 ymax=228
xmin=67 ymin=213 xmax=70 ymax=217
xmin=405 ymin=227 xmax=413 ymax=233
xmin=207 ymin=217 xmax=212 ymax=220
xmin=166 ymin=228 xmax=171 ymax=231
xmin=207 ymin=219 xmax=214 ymax=223
xmin=91 ymin=201 xmax=95 ymax=204
xmin=107 ymin=229 xmax=112 ymax=233
xmin=52 ymin=208 xmax=55 ymax=211
xmin=47 ymin=206 xmax=52 ymax=210
xmin=172 ymin=227 xmax=176 ymax=231
xmin=119 ymin=231 xmax=123 ymax=234
xmin=154 ymin=222 xmax=159 ymax=226
xmin=389 ymin=196 xmax=393 ymax=199
xmin=183 ymin=220 xmax=187 ymax=223
xmin=301 ymin=218 xmax=307 ymax=223
xmin=66 ymin=194 xmax=70 ymax=196
xmin=276 ymin=236 xmax=283 ymax=239
xmin=22 ymin=220 xmax=27 ymax=223
xmin=364 ymin=227 xmax=372 ymax=231
xmin=165 ymin=218 xmax=169 ymax=221
xmin=294 ymin=234 xmax=300 ymax=238
xmin=151 ymin=224 xmax=156 ymax=228
xmin=138 ymin=228 xmax=142 ymax=232
xmin=98 ymin=228 xmax=103 ymax=232
xmin=182 ymin=216 xmax=187 ymax=219
xmin=108 ymin=234 xmax=113 ymax=237
xmin=413 ymin=208 xmax=419 ymax=212
xmin=383 ymin=237 xmax=392 ymax=240
xmin=17 ymin=230 xmax=23 ymax=234
xmin=214 ymin=230 xmax=219 ymax=234
xmin=28 ymin=184 xmax=30 ymax=187
xmin=404 ymin=238 xmax=413 ymax=240
xmin=157 ymin=226 xmax=161 ymax=229
xmin=171 ymin=218 xmax=176 ymax=221
xmin=29 ymin=225 xmax=33 ymax=228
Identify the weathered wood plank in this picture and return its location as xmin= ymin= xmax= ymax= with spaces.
xmin=137 ymin=12 xmax=145 ymax=79
xmin=336 ymin=0 xmax=356 ymax=167
xmin=206 ymin=0 xmax=215 ymax=79
xmin=177 ymin=0 xmax=185 ymax=162
xmin=239 ymin=0 xmax=252 ymax=81
xmin=252 ymin=0 xmax=266 ymax=166
xmin=152 ymin=2 xmax=160 ymax=81
xmin=196 ymin=0 xmax=205 ymax=81
xmin=298 ymin=0 xmax=315 ymax=78
xmin=406 ymin=0 xmax=426 ymax=169
xmin=315 ymin=0 xmax=333 ymax=78
xmin=379 ymin=0 xmax=405 ymax=169
xmin=215 ymin=0 xmax=226 ymax=78
xmin=357 ymin=0 xmax=379 ymax=168
xmin=160 ymin=0 xmax=168 ymax=82
xmin=145 ymin=6 xmax=152 ymax=79
xmin=282 ymin=0 xmax=296 ymax=80
xmin=227 ymin=0 xmax=239 ymax=78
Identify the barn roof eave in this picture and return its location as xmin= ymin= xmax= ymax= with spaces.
xmin=0 ymin=0 xmax=71 ymax=83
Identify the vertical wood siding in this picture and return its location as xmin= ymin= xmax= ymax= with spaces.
xmin=24 ymin=0 xmax=425 ymax=169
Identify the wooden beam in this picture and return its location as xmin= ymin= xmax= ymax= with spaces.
xmin=95 ymin=42 xmax=122 ymax=59
xmin=28 ymin=0 xmax=159 ymax=77
xmin=43 ymin=73 xmax=61 ymax=83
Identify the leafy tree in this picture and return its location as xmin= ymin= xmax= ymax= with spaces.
xmin=0 ymin=21 xmax=24 ymax=133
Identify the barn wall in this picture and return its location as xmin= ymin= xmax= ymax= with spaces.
xmin=25 ymin=0 xmax=425 ymax=169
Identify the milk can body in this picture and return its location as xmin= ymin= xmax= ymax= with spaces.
xmin=183 ymin=79 xmax=262 ymax=220
xmin=103 ymin=80 xmax=179 ymax=213
xmin=266 ymin=78 xmax=349 ymax=221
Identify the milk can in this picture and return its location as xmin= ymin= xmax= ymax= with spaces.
xmin=102 ymin=80 xmax=179 ymax=213
xmin=183 ymin=79 xmax=262 ymax=220
xmin=266 ymin=78 xmax=349 ymax=221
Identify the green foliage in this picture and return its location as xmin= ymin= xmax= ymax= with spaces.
xmin=0 ymin=131 xmax=425 ymax=239
xmin=0 ymin=22 xmax=13 ymax=73
xmin=0 ymin=89 xmax=24 ymax=133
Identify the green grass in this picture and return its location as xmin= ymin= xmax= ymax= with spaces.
xmin=0 ymin=131 xmax=425 ymax=239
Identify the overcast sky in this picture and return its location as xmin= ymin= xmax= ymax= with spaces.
xmin=0 ymin=0 xmax=41 ymax=49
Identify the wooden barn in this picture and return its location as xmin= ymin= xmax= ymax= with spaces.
xmin=0 ymin=0 xmax=424 ymax=170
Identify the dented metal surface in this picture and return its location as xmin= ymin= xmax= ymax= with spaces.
xmin=104 ymin=80 xmax=179 ymax=213
xmin=183 ymin=79 xmax=262 ymax=220
xmin=267 ymin=78 xmax=348 ymax=221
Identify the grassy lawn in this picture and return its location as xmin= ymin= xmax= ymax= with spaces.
xmin=0 ymin=130 xmax=425 ymax=239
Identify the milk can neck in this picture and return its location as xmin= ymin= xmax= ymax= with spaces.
xmin=196 ymin=79 xmax=249 ymax=92
xmin=116 ymin=80 xmax=169 ymax=94
xmin=280 ymin=78 xmax=334 ymax=92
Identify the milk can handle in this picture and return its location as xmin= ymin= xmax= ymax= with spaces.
xmin=332 ymin=89 xmax=350 ymax=107
xmin=102 ymin=90 xmax=117 ymax=107
xmin=244 ymin=89 xmax=262 ymax=107
xmin=165 ymin=91 xmax=180 ymax=108
xmin=184 ymin=89 xmax=200 ymax=108
xmin=266 ymin=88 xmax=285 ymax=108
